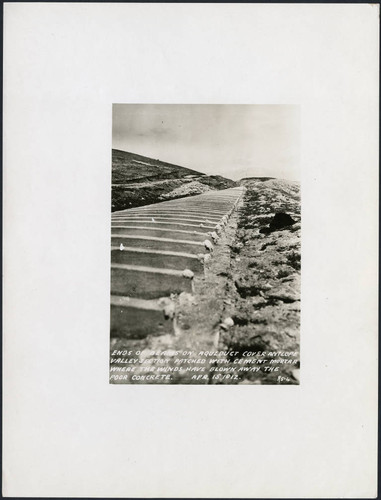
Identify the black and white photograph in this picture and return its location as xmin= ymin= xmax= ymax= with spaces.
xmin=110 ymin=104 xmax=301 ymax=385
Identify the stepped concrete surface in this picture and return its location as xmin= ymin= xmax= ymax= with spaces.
xmin=111 ymin=226 xmax=209 ymax=242
xmin=112 ymin=210 xmax=222 ymax=223
xmin=111 ymin=234 xmax=206 ymax=253
xmin=111 ymin=264 xmax=194 ymax=299
xmin=111 ymin=246 xmax=204 ymax=272
xmin=121 ymin=210 xmax=226 ymax=217
xmin=112 ymin=217 xmax=221 ymax=226
xmin=110 ymin=187 xmax=245 ymax=339
xmin=111 ymin=295 xmax=173 ymax=339
xmin=112 ymin=220 xmax=217 ymax=231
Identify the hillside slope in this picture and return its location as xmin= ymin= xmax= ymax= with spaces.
xmin=111 ymin=149 xmax=237 ymax=211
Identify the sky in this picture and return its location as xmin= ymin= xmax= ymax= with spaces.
xmin=112 ymin=104 xmax=300 ymax=181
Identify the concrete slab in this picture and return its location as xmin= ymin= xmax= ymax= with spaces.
xmin=112 ymin=213 xmax=222 ymax=222
xmin=111 ymin=264 xmax=194 ymax=299
xmin=125 ymin=209 xmax=227 ymax=216
xmin=111 ymin=234 xmax=206 ymax=253
xmin=111 ymin=246 xmax=204 ymax=272
xmin=110 ymin=295 xmax=174 ymax=339
xmin=111 ymin=226 xmax=209 ymax=242
xmin=111 ymin=216 xmax=222 ymax=224
xmin=111 ymin=220 xmax=217 ymax=231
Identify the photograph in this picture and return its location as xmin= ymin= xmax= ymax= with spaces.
xmin=110 ymin=104 xmax=301 ymax=385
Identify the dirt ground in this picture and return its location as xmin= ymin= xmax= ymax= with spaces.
xmin=217 ymin=178 xmax=301 ymax=384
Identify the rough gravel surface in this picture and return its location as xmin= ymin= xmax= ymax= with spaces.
xmin=218 ymin=178 xmax=301 ymax=384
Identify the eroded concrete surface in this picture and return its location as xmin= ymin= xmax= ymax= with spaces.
xmin=110 ymin=179 xmax=300 ymax=385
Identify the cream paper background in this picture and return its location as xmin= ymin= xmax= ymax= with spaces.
xmin=3 ymin=3 xmax=379 ymax=498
